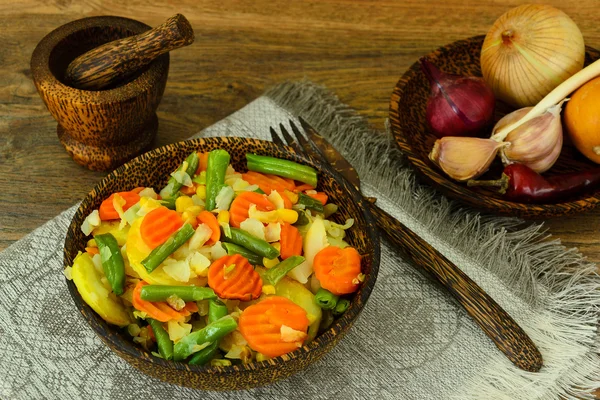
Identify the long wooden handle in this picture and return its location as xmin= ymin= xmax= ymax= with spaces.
xmin=368 ymin=203 xmax=543 ymax=372
xmin=65 ymin=14 xmax=194 ymax=90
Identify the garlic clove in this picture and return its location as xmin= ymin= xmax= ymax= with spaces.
xmin=501 ymin=102 xmax=564 ymax=162
xmin=429 ymin=137 xmax=507 ymax=181
xmin=493 ymin=101 xmax=565 ymax=171
xmin=524 ymin=131 xmax=563 ymax=173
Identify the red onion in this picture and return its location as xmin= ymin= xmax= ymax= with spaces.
xmin=421 ymin=58 xmax=495 ymax=138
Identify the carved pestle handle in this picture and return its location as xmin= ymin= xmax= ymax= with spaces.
xmin=65 ymin=14 xmax=194 ymax=90
xmin=368 ymin=202 xmax=543 ymax=372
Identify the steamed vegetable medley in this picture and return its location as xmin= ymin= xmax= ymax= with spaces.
xmin=67 ymin=150 xmax=364 ymax=365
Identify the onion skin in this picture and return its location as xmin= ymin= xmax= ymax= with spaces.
xmin=481 ymin=4 xmax=585 ymax=108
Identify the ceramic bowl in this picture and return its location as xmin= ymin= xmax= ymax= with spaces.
xmin=63 ymin=137 xmax=380 ymax=390
xmin=389 ymin=35 xmax=600 ymax=218
xmin=31 ymin=16 xmax=169 ymax=171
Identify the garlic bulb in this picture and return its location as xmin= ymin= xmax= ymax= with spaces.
xmin=480 ymin=4 xmax=585 ymax=108
xmin=429 ymin=137 xmax=508 ymax=181
xmin=491 ymin=101 xmax=565 ymax=173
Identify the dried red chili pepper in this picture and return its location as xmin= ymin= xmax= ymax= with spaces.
xmin=468 ymin=163 xmax=600 ymax=203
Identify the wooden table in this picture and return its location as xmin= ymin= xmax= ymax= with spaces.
xmin=1 ymin=0 xmax=598 ymax=396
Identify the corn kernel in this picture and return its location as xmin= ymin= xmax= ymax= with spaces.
xmin=262 ymin=285 xmax=276 ymax=295
xmin=263 ymin=257 xmax=280 ymax=269
xmin=196 ymin=185 xmax=207 ymax=200
xmin=284 ymin=189 xmax=299 ymax=204
xmin=181 ymin=211 xmax=198 ymax=228
xmin=276 ymin=209 xmax=298 ymax=224
xmin=186 ymin=205 xmax=203 ymax=216
xmin=176 ymin=196 xmax=194 ymax=213
xmin=271 ymin=242 xmax=281 ymax=251
xmin=217 ymin=210 xmax=230 ymax=224
xmin=86 ymin=238 xmax=97 ymax=248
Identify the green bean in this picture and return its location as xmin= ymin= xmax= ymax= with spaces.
xmin=188 ymin=341 xmax=219 ymax=366
xmin=141 ymin=223 xmax=195 ymax=273
xmin=333 ymin=298 xmax=351 ymax=316
xmin=208 ymin=299 xmax=228 ymax=323
xmin=223 ymin=228 xmax=279 ymax=259
xmin=246 ymin=153 xmax=318 ymax=187
xmin=262 ymin=256 xmax=305 ymax=286
xmin=293 ymin=211 xmax=310 ymax=226
xmin=140 ymin=285 xmax=216 ymax=302
xmin=159 ymin=196 xmax=178 ymax=210
xmin=161 ymin=151 xmax=199 ymax=199
xmin=94 ymin=233 xmax=126 ymax=295
xmin=205 ymin=149 xmax=231 ymax=211
xmin=188 ymin=299 xmax=228 ymax=365
xmin=174 ymin=316 xmax=237 ymax=361
xmin=221 ymin=242 xmax=264 ymax=266
xmin=147 ymin=318 xmax=174 ymax=360
xmin=315 ymin=288 xmax=339 ymax=310
xmin=318 ymin=310 xmax=335 ymax=333
xmin=298 ymin=193 xmax=324 ymax=213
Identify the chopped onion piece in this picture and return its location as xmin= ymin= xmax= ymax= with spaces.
xmin=267 ymin=191 xmax=285 ymax=209
xmin=211 ymin=241 xmax=227 ymax=260
xmin=167 ymin=294 xmax=186 ymax=311
xmin=81 ymin=210 xmax=101 ymax=236
xmin=167 ymin=320 xmax=192 ymax=343
xmin=189 ymin=223 xmax=213 ymax=250
xmin=63 ymin=266 xmax=73 ymax=280
xmin=240 ymin=218 xmax=266 ymax=240
xmin=138 ymin=187 xmax=158 ymax=199
xmin=191 ymin=194 xmax=205 ymax=207
xmin=280 ymin=325 xmax=307 ymax=344
xmin=170 ymin=169 xmax=193 ymax=188
xmin=188 ymin=251 xmax=211 ymax=276
xmin=265 ymin=222 xmax=281 ymax=242
xmin=162 ymin=258 xmax=191 ymax=282
xmin=215 ymin=186 xmax=235 ymax=211
xmin=231 ymin=178 xmax=250 ymax=191
xmin=244 ymin=184 xmax=260 ymax=192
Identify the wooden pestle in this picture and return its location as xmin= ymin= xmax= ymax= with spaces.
xmin=65 ymin=14 xmax=194 ymax=90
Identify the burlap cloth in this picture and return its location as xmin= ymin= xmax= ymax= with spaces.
xmin=1 ymin=81 xmax=598 ymax=399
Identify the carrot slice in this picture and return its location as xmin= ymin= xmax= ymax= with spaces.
xmin=195 ymin=152 xmax=210 ymax=175
xmin=85 ymin=247 xmax=99 ymax=255
xmin=279 ymin=223 xmax=303 ymax=259
xmin=183 ymin=301 xmax=199 ymax=313
xmin=131 ymin=187 xmax=145 ymax=194
xmin=179 ymin=183 xmax=197 ymax=196
xmin=207 ymin=254 xmax=262 ymax=301
xmin=273 ymin=190 xmax=293 ymax=209
xmin=239 ymin=296 xmax=309 ymax=358
xmin=132 ymin=281 xmax=185 ymax=322
xmin=197 ymin=210 xmax=220 ymax=245
xmin=140 ymin=206 xmax=184 ymax=249
xmin=98 ymin=191 xmax=141 ymax=221
xmin=242 ymin=171 xmax=295 ymax=194
xmin=306 ymin=191 xmax=328 ymax=206
xmin=313 ymin=246 xmax=362 ymax=295
xmin=294 ymin=183 xmax=316 ymax=192
xmin=229 ymin=191 xmax=274 ymax=228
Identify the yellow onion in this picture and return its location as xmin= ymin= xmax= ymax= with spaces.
xmin=480 ymin=4 xmax=585 ymax=108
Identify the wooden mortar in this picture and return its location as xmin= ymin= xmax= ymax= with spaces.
xmin=30 ymin=16 xmax=170 ymax=171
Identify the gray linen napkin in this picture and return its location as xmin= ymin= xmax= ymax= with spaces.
xmin=1 ymin=81 xmax=599 ymax=400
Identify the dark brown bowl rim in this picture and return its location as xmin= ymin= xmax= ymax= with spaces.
xmin=389 ymin=35 xmax=600 ymax=218
xmin=63 ymin=137 xmax=380 ymax=379
xmin=30 ymin=16 xmax=169 ymax=101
